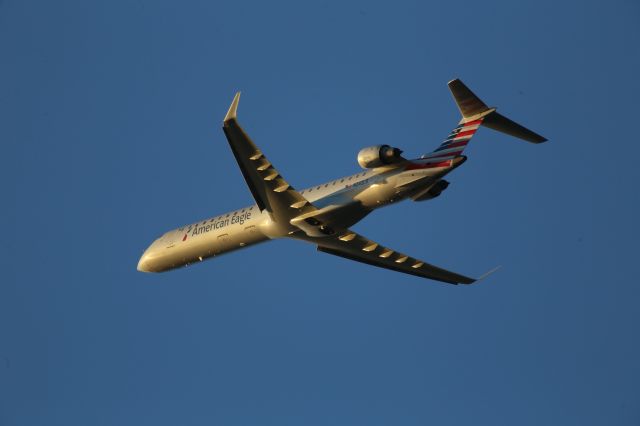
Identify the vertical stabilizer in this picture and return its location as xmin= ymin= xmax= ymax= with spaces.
xmin=448 ymin=79 xmax=491 ymax=119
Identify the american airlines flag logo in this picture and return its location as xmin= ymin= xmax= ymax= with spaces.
xmin=424 ymin=118 xmax=484 ymax=160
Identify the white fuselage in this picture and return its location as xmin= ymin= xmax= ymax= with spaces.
xmin=137 ymin=157 xmax=464 ymax=272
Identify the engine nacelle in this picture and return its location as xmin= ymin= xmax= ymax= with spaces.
xmin=357 ymin=145 xmax=404 ymax=169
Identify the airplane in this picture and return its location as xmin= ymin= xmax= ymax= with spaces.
xmin=137 ymin=79 xmax=547 ymax=285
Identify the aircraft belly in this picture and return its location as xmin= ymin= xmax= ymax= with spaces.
xmin=355 ymin=175 xmax=406 ymax=209
xmin=394 ymin=172 xmax=435 ymax=189
xmin=310 ymin=202 xmax=372 ymax=230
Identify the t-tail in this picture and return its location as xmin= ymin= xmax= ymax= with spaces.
xmin=423 ymin=79 xmax=547 ymax=160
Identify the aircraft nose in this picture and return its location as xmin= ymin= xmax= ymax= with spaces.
xmin=137 ymin=250 xmax=154 ymax=273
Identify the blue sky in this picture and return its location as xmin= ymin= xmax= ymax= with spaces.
xmin=2 ymin=0 xmax=640 ymax=424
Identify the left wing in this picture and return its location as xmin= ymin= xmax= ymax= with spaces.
xmin=222 ymin=93 xmax=317 ymax=225
xmin=291 ymin=228 xmax=479 ymax=285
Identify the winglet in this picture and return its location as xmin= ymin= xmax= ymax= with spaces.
xmin=224 ymin=92 xmax=241 ymax=123
xmin=475 ymin=265 xmax=502 ymax=283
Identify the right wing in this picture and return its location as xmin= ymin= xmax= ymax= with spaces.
xmin=221 ymin=93 xmax=317 ymax=224
xmin=292 ymin=228 xmax=481 ymax=285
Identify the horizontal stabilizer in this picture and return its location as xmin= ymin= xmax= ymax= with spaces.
xmin=482 ymin=111 xmax=547 ymax=143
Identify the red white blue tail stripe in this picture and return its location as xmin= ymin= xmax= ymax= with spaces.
xmin=422 ymin=118 xmax=484 ymax=160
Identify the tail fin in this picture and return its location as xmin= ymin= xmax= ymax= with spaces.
xmin=423 ymin=79 xmax=546 ymax=160
xmin=448 ymin=79 xmax=547 ymax=143
xmin=448 ymin=78 xmax=492 ymax=119
xmin=422 ymin=117 xmax=485 ymax=160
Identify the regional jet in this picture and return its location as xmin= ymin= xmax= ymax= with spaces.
xmin=137 ymin=79 xmax=547 ymax=284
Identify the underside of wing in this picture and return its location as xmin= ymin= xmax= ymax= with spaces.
xmin=291 ymin=229 xmax=477 ymax=285
xmin=221 ymin=93 xmax=316 ymax=225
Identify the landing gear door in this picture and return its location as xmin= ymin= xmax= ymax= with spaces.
xmin=217 ymin=233 xmax=231 ymax=253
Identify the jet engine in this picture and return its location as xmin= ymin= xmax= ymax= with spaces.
xmin=357 ymin=145 xmax=404 ymax=169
